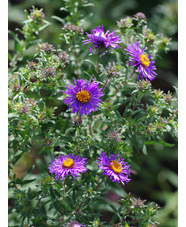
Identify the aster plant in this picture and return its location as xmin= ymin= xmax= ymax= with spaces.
xmin=8 ymin=1 xmax=177 ymax=227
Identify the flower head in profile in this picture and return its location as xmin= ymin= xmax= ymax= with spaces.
xmin=48 ymin=154 xmax=88 ymax=181
xmin=62 ymin=79 xmax=104 ymax=115
xmin=82 ymin=25 xmax=122 ymax=53
xmin=97 ymin=152 xmax=131 ymax=185
xmin=125 ymin=41 xmax=157 ymax=81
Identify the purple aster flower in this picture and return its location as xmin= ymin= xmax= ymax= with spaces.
xmin=125 ymin=41 xmax=157 ymax=81
xmin=62 ymin=79 xmax=104 ymax=115
xmin=48 ymin=154 xmax=88 ymax=181
xmin=97 ymin=152 xmax=131 ymax=185
xmin=82 ymin=25 xmax=123 ymax=53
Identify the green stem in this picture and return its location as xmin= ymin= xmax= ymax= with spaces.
xmin=123 ymin=69 xmax=135 ymax=86
xmin=95 ymin=177 xmax=105 ymax=190
xmin=102 ymin=77 xmax=109 ymax=91
xmin=95 ymin=55 xmax=100 ymax=73
xmin=127 ymin=95 xmax=140 ymax=121
xmin=167 ymin=110 xmax=178 ymax=122
xmin=8 ymin=174 xmax=18 ymax=189
xmin=62 ymin=178 xmax=66 ymax=215
xmin=73 ymin=38 xmax=80 ymax=77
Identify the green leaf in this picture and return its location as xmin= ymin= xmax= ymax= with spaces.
xmin=28 ymin=127 xmax=34 ymax=137
xmin=49 ymin=188 xmax=56 ymax=199
xmin=38 ymin=21 xmax=51 ymax=32
xmin=82 ymin=3 xmax=94 ymax=7
xmin=11 ymin=151 xmax=24 ymax=165
xmin=9 ymin=178 xmax=36 ymax=186
xmin=51 ymin=16 xmax=65 ymax=24
xmin=158 ymin=140 xmax=175 ymax=147
xmin=84 ymin=59 xmax=100 ymax=81
xmin=142 ymin=144 xmax=148 ymax=155
xmin=23 ymin=165 xmax=35 ymax=178
xmin=8 ymin=113 xmax=19 ymax=119
xmin=53 ymin=200 xmax=63 ymax=214
xmin=145 ymin=140 xmax=175 ymax=147
xmin=8 ymin=52 xmax=12 ymax=61
xmin=67 ymin=195 xmax=74 ymax=208
xmin=115 ymin=110 xmax=121 ymax=119
xmin=60 ymin=7 xmax=69 ymax=12
xmin=144 ymin=141 xmax=156 ymax=145
xmin=109 ymin=204 xmax=118 ymax=213
xmin=8 ymin=30 xmax=21 ymax=45
xmin=82 ymin=199 xmax=91 ymax=209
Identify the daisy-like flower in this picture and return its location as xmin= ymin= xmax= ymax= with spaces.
xmin=82 ymin=25 xmax=123 ymax=53
xmin=125 ymin=41 xmax=157 ymax=80
xmin=48 ymin=154 xmax=88 ymax=181
xmin=62 ymin=79 xmax=104 ymax=115
xmin=97 ymin=152 xmax=131 ymax=185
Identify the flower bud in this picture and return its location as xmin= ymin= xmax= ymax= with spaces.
xmin=37 ymin=42 xmax=55 ymax=53
xmin=104 ymin=62 xmax=120 ymax=78
xmin=117 ymin=17 xmax=133 ymax=29
xmin=134 ymin=12 xmax=146 ymax=20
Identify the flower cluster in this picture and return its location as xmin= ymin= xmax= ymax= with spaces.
xmin=14 ymin=98 xmax=36 ymax=114
xmin=61 ymin=28 xmax=158 ymax=117
xmin=43 ymin=67 xmax=56 ymax=78
xmin=49 ymin=152 xmax=131 ymax=185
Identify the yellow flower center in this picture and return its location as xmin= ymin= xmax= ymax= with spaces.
xmin=76 ymin=90 xmax=90 ymax=103
xmin=140 ymin=54 xmax=150 ymax=68
xmin=109 ymin=160 xmax=122 ymax=174
xmin=62 ymin=158 xmax=74 ymax=168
